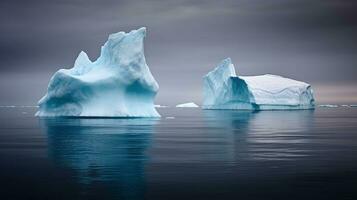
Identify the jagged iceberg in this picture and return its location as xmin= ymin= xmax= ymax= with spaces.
xmin=203 ymin=58 xmax=315 ymax=110
xmin=36 ymin=27 xmax=160 ymax=117
xmin=176 ymin=102 xmax=199 ymax=108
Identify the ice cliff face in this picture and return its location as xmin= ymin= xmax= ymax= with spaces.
xmin=36 ymin=27 xmax=160 ymax=117
xmin=203 ymin=58 xmax=315 ymax=110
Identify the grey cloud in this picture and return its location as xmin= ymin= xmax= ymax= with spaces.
xmin=0 ymin=0 xmax=356 ymax=105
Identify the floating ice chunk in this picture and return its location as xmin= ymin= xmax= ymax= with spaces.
xmin=36 ymin=27 xmax=160 ymax=117
xmin=318 ymin=104 xmax=339 ymax=108
xmin=155 ymin=104 xmax=169 ymax=108
xmin=203 ymin=58 xmax=315 ymax=110
xmin=350 ymin=105 xmax=357 ymax=107
xmin=0 ymin=105 xmax=17 ymax=108
xmin=176 ymin=102 xmax=199 ymax=108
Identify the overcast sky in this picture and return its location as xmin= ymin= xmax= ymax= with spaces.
xmin=1 ymin=0 xmax=357 ymax=105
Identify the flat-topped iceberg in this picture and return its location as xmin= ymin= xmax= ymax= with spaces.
xmin=36 ymin=27 xmax=160 ymax=117
xmin=203 ymin=58 xmax=315 ymax=110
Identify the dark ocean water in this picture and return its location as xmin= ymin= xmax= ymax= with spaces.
xmin=1 ymin=107 xmax=357 ymax=200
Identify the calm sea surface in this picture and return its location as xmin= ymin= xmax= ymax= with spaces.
xmin=1 ymin=107 xmax=357 ymax=200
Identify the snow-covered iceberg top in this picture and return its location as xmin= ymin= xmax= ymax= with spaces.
xmin=203 ymin=58 xmax=315 ymax=110
xmin=36 ymin=27 xmax=160 ymax=117
xmin=176 ymin=102 xmax=199 ymax=108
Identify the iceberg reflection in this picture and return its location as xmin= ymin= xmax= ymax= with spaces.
xmin=40 ymin=118 xmax=157 ymax=200
xmin=203 ymin=110 xmax=314 ymax=161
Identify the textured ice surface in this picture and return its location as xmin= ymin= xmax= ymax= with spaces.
xmin=176 ymin=102 xmax=199 ymax=108
xmin=36 ymin=27 xmax=160 ymax=117
xmin=203 ymin=58 xmax=315 ymax=110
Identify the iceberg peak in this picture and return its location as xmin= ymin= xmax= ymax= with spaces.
xmin=72 ymin=51 xmax=93 ymax=75
xmin=205 ymin=57 xmax=236 ymax=80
